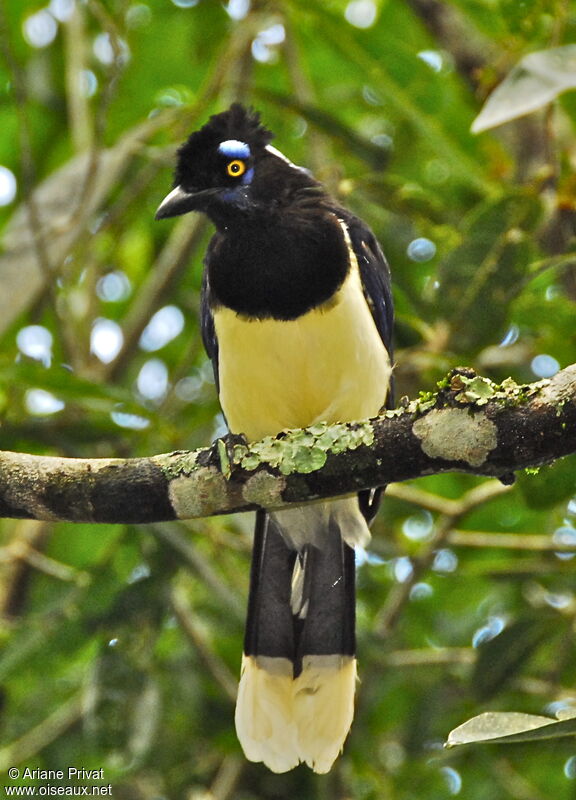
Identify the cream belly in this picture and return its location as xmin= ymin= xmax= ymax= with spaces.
xmin=213 ymin=259 xmax=391 ymax=442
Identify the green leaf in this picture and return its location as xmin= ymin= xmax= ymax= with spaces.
xmin=437 ymin=193 xmax=542 ymax=350
xmin=446 ymin=710 xmax=576 ymax=748
xmin=256 ymin=90 xmax=390 ymax=169
xmin=516 ymin=455 xmax=576 ymax=509
xmin=472 ymin=616 xmax=552 ymax=701
xmin=472 ymin=45 xmax=576 ymax=133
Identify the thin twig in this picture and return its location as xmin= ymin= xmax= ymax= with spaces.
xmin=209 ymin=755 xmax=245 ymax=800
xmin=379 ymin=647 xmax=475 ymax=667
xmin=491 ymin=757 xmax=550 ymax=800
xmin=375 ymin=481 xmax=511 ymax=637
xmin=386 ymin=482 xmax=467 ymax=516
xmin=64 ymin=3 xmax=93 ymax=152
xmin=0 ymin=6 xmax=58 ymax=301
xmin=0 ymin=520 xmax=52 ymax=618
xmin=282 ymin=14 xmax=330 ymax=181
xmin=0 ymin=693 xmax=84 ymax=771
xmin=101 ymin=214 xmax=209 ymax=382
xmin=59 ymin=0 xmax=128 ymax=241
xmin=448 ymin=530 xmax=575 ymax=552
xmin=152 ymin=523 xmax=244 ymax=621
xmin=171 ymin=584 xmax=238 ymax=704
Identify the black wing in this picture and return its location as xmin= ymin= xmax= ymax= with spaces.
xmin=339 ymin=210 xmax=394 ymax=523
xmin=200 ymin=237 xmax=220 ymax=392
xmin=342 ymin=211 xmax=394 ymax=404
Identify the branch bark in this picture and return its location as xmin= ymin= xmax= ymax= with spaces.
xmin=0 ymin=365 xmax=574 ymax=524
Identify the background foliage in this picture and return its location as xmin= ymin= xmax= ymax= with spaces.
xmin=1 ymin=0 xmax=576 ymax=797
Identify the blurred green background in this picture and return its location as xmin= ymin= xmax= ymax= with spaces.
xmin=1 ymin=0 xmax=576 ymax=797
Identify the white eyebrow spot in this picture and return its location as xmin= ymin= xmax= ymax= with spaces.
xmin=265 ymin=144 xmax=311 ymax=175
xmin=218 ymin=139 xmax=251 ymax=158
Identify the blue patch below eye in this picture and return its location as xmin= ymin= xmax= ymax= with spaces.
xmin=218 ymin=139 xmax=251 ymax=158
xmin=221 ymin=186 xmax=250 ymax=206
xmin=241 ymin=167 xmax=254 ymax=185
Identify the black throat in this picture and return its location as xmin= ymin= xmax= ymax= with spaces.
xmin=206 ymin=209 xmax=351 ymax=321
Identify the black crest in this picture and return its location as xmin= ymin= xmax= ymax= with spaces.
xmin=174 ymin=104 xmax=273 ymax=190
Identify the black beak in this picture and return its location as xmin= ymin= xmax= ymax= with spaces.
xmin=155 ymin=185 xmax=215 ymax=219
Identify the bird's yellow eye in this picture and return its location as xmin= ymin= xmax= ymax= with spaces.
xmin=227 ymin=159 xmax=246 ymax=177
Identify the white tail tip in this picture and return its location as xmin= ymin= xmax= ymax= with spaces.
xmin=235 ymin=654 xmax=357 ymax=773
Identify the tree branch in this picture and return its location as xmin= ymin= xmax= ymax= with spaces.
xmin=0 ymin=365 xmax=574 ymax=524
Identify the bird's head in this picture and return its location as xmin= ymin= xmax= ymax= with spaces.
xmin=155 ymin=103 xmax=315 ymax=226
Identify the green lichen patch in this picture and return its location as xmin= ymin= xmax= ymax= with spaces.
xmin=155 ymin=450 xmax=198 ymax=481
xmin=414 ymin=391 xmax=437 ymax=414
xmin=452 ymin=374 xmax=497 ymax=406
xmin=440 ymin=372 xmax=550 ymax=411
xmin=309 ymin=421 xmax=375 ymax=453
xmin=389 ymin=372 xmax=549 ymax=420
xmin=495 ymin=376 xmax=550 ymax=405
xmin=232 ymin=420 xmax=375 ymax=476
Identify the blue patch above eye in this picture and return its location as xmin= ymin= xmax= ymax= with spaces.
xmin=218 ymin=139 xmax=251 ymax=158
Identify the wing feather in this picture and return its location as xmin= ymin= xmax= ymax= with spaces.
xmin=341 ymin=212 xmax=394 ymax=378
xmin=336 ymin=210 xmax=394 ymax=521
xmin=200 ymin=238 xmax=220 ymax=392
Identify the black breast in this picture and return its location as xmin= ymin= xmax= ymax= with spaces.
xmin=206 ymin=210 xmax=351 ymax=320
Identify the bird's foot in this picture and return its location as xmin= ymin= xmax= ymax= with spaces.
xmin=199 ymin=432 xmax=249 ymax=478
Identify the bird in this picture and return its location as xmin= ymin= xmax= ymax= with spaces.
xmin=156 ymin=103 xmax=394 ymax=774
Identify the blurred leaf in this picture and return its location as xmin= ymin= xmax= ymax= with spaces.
xmin=446 ymin=710 xmax=576 ymax=747
xmin=472 ymin=615 xmax=553 ymax=701
xmin=472 ymin=46 xmax=576 ymax=132
xmin=257 ymin=90 xmax=391 ymax=169
xmin=306 ymin=0 xmax=493 ymax=194
xmin=437 ymin=192 xmax=541 ymax=350
xmin=0 ymin=112 xmax=171 ymax=337
xmin=0 ymin=147 xmax=131 ymax=336
xmin=517 ymin=456 xmax=576 ymax=509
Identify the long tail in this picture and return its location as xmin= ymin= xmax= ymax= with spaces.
xmin=235 ymin=501 xmax=363 ymax=774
